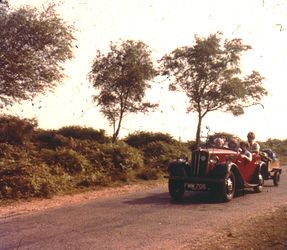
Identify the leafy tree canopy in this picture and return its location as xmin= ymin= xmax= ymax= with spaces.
xmin=160 ymin=32 xmax=268 ymax=146
xmin=89 ymin=40 xmax=158 ymax=142
xmin=0 ymin=2 xmax=74 ymax=107
xmin=0 ymin=0 xmax=9 ymax=14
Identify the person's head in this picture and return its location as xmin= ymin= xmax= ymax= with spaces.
xmin=228 ymin=139 xmax=238 ymax=150
xmin=240 ymin=141 xmax=250 ymax=151
xmin=214 ymin=137 xmax=224 ymax=147
xmin=247 ymin=132 xmax=255 ymax=143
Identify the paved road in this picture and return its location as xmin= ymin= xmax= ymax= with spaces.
xmin=0 ymin=167 xmax=286 ymax=250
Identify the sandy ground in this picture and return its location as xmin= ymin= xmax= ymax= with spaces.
xmin=188 ymin=205 xmax=287 ymax=249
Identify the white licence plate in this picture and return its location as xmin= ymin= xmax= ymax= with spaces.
xmin=187 ymin=183 xmax=207 ymax=191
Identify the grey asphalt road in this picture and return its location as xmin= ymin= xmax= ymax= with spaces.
xmin=0 ymin=167 xmax=286 ymax=250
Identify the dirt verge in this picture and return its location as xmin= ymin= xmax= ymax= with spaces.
xmin=186 ymin=204 xmax=287 ymax=249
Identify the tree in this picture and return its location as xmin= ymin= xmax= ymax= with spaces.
xmin=160 ymin=32 xmax=268 ymax=147
xmin=0 ymin=3 xmax=74 ymax=107
xmin=0 ymin=0 xmax=9 ymax=15
xmin=89 ymin=40 xmax=158 ymax=142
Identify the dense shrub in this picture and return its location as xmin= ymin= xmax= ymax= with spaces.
xmin=136 ymin=168 xmax=161 ymax=180
xmin=0 ymin=115 xmax=37 ymax=145
xmin=260 ymin=139 xmax=287 ymax=156
xmin=0 ymin=143 xmax=28 ymax=160
xmin=124 ymin=131 xmax=177 ymax=148
xmin=76 ymin=172 xmax=109 ymax=187
xmin=33 ymin=129 xmax=71 ymax=149
xmin=57 ymin=126 xmax=110 ymax=143
xmin=92 ymin=142 xmax=145 ymax=182
xmin=0 ymin=160 xmax=60 ymax=199
xmin=141 ymin=141 xmax=190 ymax=169
xmin=40 ymin=148 xmax=90 ymax=175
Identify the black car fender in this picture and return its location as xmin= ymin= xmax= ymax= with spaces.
xmin=168 ymin=160 xmax=188 ymax=177
xmin=251 ymin=163 xmax=263 ymax=183
xmin=209 ymin=163 xmax=244 ymax=187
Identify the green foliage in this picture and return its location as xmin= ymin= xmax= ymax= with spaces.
xmin=57 ymin=126 xmax=110 ymax=143
xmin=40 ymin=148 xmax=90 ymax=175
xmin=0 ymin=3 xmax=74 ymax=107
xmin=33 ymin=129 xmax=70 ymax=149
xmin=0 ymin=117 xmax=190 ymax=200
xmin=0 ymin=0 xmax=9 ymax=15
xmin=0 ymin=115 xmax=37 ymax=145
xmin=93 ymin=142 xmax=145 ymax=182
xmin=124 ymin=131 xmax=177 ymax=148
xmin=260 ymin=139 xmax=287 ymax=156
xmin=160 ymin=32 xmax=267 ymax=147
xmin=89 ymin=39 xmax=158 ymax=142
xmin=124 ymin=131 xmax=189 ymax=173
xmin=76 ymin=172 xmax=109 ymax=188
xmin=136 ymin=168 xmax=160 ymax=180
xmin=141 ymin=141 xmax=190 ymax=170
xmin=0 ymin=160 xmax=59 ymax=199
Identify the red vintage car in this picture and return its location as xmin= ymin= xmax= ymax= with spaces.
xmin=167 ymin=147 xmax=264 ymax=202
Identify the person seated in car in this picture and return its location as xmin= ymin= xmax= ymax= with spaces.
xmin=239 ymin=141 xmax=252 ymax=162
xmin=214 ymin=137 xmax=225 ymax=148
xmin=247 ymin=131 xmax=260 ymax=153
xmin=228 ymin=139 xmax=239 ymax=151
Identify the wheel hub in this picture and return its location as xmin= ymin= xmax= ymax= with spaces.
xmin=226 ymin=177 xmax=233 ymax=194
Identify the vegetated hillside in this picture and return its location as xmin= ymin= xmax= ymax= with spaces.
xmin=0 ymin=115 xmax=189 ymax=200
xmin=0 ymin=115 xmax=286 ymax=201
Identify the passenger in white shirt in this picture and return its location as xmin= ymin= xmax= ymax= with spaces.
xmin=247 ymin=132 xmax=260 ymax=153
xmin=239 ymin=141 xmax=252 ymax=162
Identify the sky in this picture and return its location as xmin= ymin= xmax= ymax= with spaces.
xmin=6 ymin=0 xmax=287 ymax=142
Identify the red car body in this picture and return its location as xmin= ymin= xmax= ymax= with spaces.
xmin=167 ymin=147 xmax=264 ymax=202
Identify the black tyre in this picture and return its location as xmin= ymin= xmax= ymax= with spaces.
xmin=168 ymin=179 xmax=185 ymax=201
xmin=261 ymin=163 xmax=269 ymax=179
xmin=273 ymin=171 xmax=280 ymax=186
xmin=254 ymin=173 xmax=264 ymax=192
xmin=221 ymin=171 xmax=235 ymax=202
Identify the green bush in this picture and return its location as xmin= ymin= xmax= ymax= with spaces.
xmin=57 ymin=126 xmax=110 ymax=143
xmin=141 ymin=141 xmax=190 ymax=169
xmin=136 ymin=168 xmax=160 ymax=180
xmin=260 ymin=138 xmax=287 ymax=156
xmin=40 ymin=148 xmax=90 ymax=175
xmin=124 ymin=131 xmax=177 ymax=148
xmin=76 ymin=172 xmax=109 ymax=187
xmin=0 ymin=115 xmax=37 ymax=145
xmin=0 ymin=143 xmax=27 ymax=160
xmin=33 ymin=129 xmax=71 ymax=149
xmin=94 ymin=142 xmax=145 ymax=182
xmin=0 ymin=160 xmax=60 ymax=199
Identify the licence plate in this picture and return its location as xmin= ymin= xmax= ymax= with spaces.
xmin=187 ymin=183 xmax=207 ymax=191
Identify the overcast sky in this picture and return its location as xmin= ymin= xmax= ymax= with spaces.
xmin=7 ymin=0 xmax=287 ymax=142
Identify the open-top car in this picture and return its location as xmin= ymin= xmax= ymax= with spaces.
xmin=260 ymin=149 xmax=282 ymax=186
xmin=167 ymin=146 xmax=264 ymax=202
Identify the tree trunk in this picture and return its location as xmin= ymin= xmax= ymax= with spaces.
xmin=195 ymin=115 xmax=202 ymax=149
xmin=112 ymin=113 xmax=124 ymax=143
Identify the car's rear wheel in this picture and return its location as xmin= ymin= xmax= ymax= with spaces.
xmin=221 ymin=171 xmax=235 ymax=202
xmin=273 ymin=171 xmax=280 ymax=186
xmin=168 ymin=179 xmax=184 ymax=201
xmin=254 ymin=173 xmax=264 ymax=192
